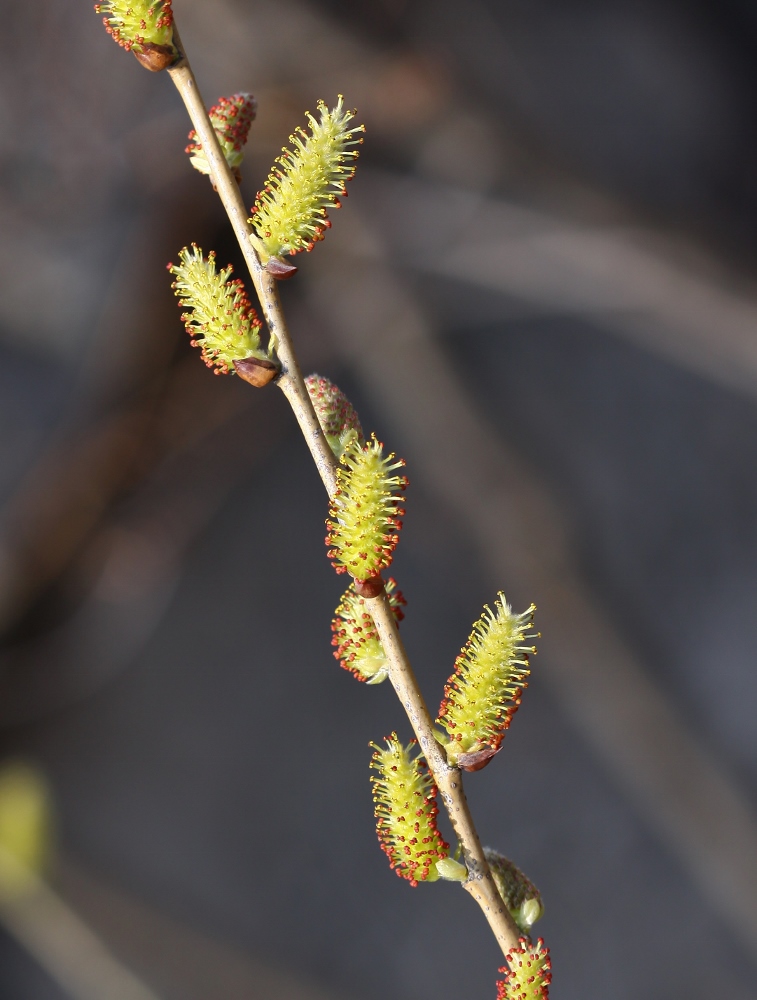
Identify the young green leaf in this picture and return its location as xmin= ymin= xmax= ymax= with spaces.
xmin=168 ymin=245 xmax=267 ymax=375
xmin=326 ymin=435 xmax=407 ymax=581
xmin=187 ymin=94 xmax=257 ymax=178
xmin=497 ymin=939 xmax=552 ymax=1000
xmin=370 ymin=734 xmax=449 ymax=886
xmin=331 ymin=578 xmax=405 ymax=684
xmin=306 ymin=374 xmax=364 ymax=459
xmin=485 ymin=848 xmax=544 ymax=933
xmin=437 ymin=595 xmax=537 ymax=768
xmin=250 ymin=97 xmax=364 ymax=258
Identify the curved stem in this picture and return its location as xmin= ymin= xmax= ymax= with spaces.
xmin=167 ymin=27 xmax=520 ymax=960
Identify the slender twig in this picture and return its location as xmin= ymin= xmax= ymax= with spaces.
xmin=166 ymin=28 xmax=521 ymax=958
xmin=167 ymin=31 xmax=338 ymax=497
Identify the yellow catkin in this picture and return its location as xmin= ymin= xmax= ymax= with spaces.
xmin=326 ymin=436 xmax=407 ymax=581
xmin=250 ymin=97 xmax=364 ymax=257
xmin=370 ymin=735 xmax=448 ymax=886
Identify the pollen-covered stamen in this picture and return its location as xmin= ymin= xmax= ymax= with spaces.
xmin=306 ymin=374 xmax=364 ymax=459
xmin=187 ymin=93 xmax=257 ymax=177
xmin=437 ymin=595 xmax=537 ymax=767
xmin=497 ymin=938 xmax=552 ymax=1000
xmin=332 ymin=578 xmax=405 ymax=684
xmin=94 ymin=0 xmax=174 ymax=53
xmin=249 ymin=96 xmax=364 ymax=257
xmin=326 ymin=435 xmax=407 ymax=580
xmin=370 ymin=734 xmax=449 ymax=886
xmin=168 ymin=245 xmax=268 ymax=375
xmin=485 ymin=848 xmax=544 ymax=933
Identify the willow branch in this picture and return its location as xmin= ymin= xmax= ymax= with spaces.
xmin=367 ymin=591 xmax=521 ymax=954
xmin=167 ymin=31 xmax=338 ymax=497
xmin=166 ymin=26 xmax=521 ymax=959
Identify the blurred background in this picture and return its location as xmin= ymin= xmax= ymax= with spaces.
xmin=1 ymin=0 xmax=757 ymax=996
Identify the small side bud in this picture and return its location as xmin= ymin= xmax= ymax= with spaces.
xmin=435 ymin=857 xmax=468 ymax=882
xmin=437 ymin=596 xmax=537 ymax=768
xmin=485 ymin=848 xmax=544 ymax=933
xmin=370 ymin=734 xmax=449 ymax=886
xmin=519 ymin=898 xmax=543 ymax=930
xmin=168 ymin=245 xmax=272 ymax=375
xmin=305 ymin=374 xmax=364 ymax=460
xmin=326 ymin=436 xmax=407 ymax=581
xmin=332 ymin=578 xmax=405 ymax=684
xmin=497 ymin=939 xmax=551 ymax=1000
xmin=187 ymin=93 xmax=257 ymax=177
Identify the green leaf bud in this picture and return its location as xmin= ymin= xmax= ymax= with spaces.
xmin=435 ymin=856 xmax=468 ymax=882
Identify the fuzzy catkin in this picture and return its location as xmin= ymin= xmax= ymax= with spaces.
xmin=497 ymin=939 xmax=552 ymax=1000
xmin=168 ymin=245 xmax=265 ymax=374
xmin=250 ymin=97 xmax=364 ymax=257
xmin=370 ymin=735 xmax=448 ymax=886
xmin=326 ymin=436 xmax=407 ymax=581
xmin=187 ymin=93 xmax=257 ymax=175
xmin=485 ymin=848 xmax=544 ymax=932
xmin=437 ymin=595 xmax=537 ymax=765
xmin=331 ymin=579 xmax=405 ymax=683
xmin=306 ymin=374 xmax=364 ymax=459
xmin=94 ymin=0 xmax=173 ymax=51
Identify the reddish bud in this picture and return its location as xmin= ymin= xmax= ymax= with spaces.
xmin=266 ymin=257 xmax=299 ymax=280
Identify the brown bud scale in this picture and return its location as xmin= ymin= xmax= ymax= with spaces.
xmin=133 ymin=42 xmax=177 ymax=71
xmin=233 ymin=356 xmax=280 ymax=387
xmin=353 ymin=575 xmax=385 ymax=598
xmin=455 ymin=745 xmax=502 ymax=772
xmin=266 ymin=257 xmax=299 ymax=280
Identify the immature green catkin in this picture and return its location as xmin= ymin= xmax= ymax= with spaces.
xmin=497 ymin=939 xmax=552 ymax=1000
xmin=94 ymin=0 xmax=173 ymax=52
xmin=187 ymin=94 xmax=257 ymax=176
xmin=331 ymin=579 xmax=405 ymax=684
xmin=306 ymin=374 xmax=364 ymax=459
xmin=250 ymin=97 xmax=364 ymax=258
xmin=437 ymin=595 xmax=537 ymax=767
xmin=326 ymin=436 xmax=407 ymax=581
xmin=370 ymin=735 xmax=449 ymax=886
xmin=485 ymin=848 xmax=544 ymax=933
xmin=168 ymin=245 xmax=266 ymax=374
